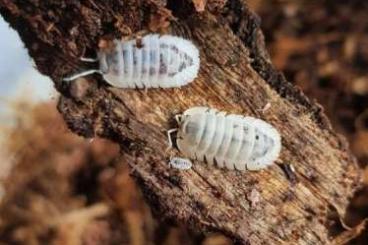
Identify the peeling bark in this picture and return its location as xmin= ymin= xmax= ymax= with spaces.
xmin=0 ymin=0 xmax=361 ymax=244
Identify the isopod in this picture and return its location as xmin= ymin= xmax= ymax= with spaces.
xmin=169 ymin=157 xmax=193 ymax=170
xmin=64 ymin=34 xmax=200 ymax=89
xmin=167 ymin=107 xmax=281 ymax=171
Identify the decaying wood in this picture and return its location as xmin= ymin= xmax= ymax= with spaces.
xmin=0 ymin=0 xmax=361 ymax=244
xmin=332 ymin=219 xmax=368 ymax=245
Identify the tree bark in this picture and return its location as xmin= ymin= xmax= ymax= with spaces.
xmin=0 ymin=0 xmax=361 ymax=244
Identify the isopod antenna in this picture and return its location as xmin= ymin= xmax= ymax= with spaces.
xmin=63 ymin=69 xmax=103 ymax=82
xmin=80 ymin=57 xmax=99 ymax=62
xmin=63 ymin=57 xmax=102 ymax=82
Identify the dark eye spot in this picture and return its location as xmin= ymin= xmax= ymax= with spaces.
xmin=255 ymin=135 xmax=259 ymax=140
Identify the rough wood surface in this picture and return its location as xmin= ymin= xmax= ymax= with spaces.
xmin=0 ymin=0 xmax=361 ymax=244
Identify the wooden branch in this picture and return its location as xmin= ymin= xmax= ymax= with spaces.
xmin=0 ymin=0 xmax=361 ymax=243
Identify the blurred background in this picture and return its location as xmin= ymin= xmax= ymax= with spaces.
xmin=0 ymin=0 xmax=367 ymax=244
xmin=0 ymin=15 xmax=54 ymax=102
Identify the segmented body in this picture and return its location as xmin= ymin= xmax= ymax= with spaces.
xmin=169 ymin=157 xmax=193 ymax=170
xmin=64 ymin=34 xmax=200 ymax=88
xmin=176 ymin=107 xmax=281 ymax=170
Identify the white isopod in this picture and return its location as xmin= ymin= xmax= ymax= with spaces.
xmin=169 ymin=157 xmax=193 ymax=170
xmin=64 ymin=34 xmax=200 ymax=88
xmin=167 ymin=107 xmax=281 ymax=171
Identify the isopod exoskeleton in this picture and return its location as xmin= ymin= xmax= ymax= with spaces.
xmin=167 ymin=107 xmax=281 ymax=171
xmin=63 ymin=34 xmax=200 ymax=89
xmin=169 ymin=157 xmax=193 ymax=170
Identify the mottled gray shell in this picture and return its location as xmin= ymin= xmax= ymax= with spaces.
xmin=176 ymin=107 xmax=281 ymax=171
xmin=64 ymin=34 xmax=200 ymax=89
